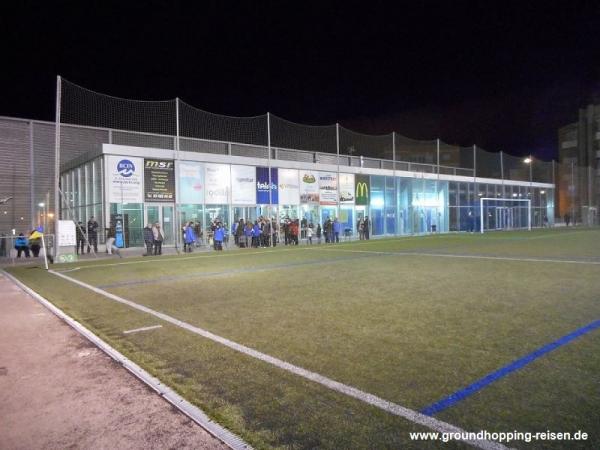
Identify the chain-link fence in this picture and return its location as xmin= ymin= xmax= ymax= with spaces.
xmin=18 ymin=76 xmax=595 ymax=244
xmin=56 ymin=78 xmax=560 ymax=182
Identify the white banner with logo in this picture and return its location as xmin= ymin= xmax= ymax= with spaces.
xmin=205 ymin=163 xmax=231 ymax=204
xmin=231 ymin=165 xmax=256 ymax=205
xmin=278 ymin=168 xmax=300 ymax=205
xmin=339 ymin=173 xmax=355 ymax=204
xmin=106 ymin=155 xmax=144 ymax=203
xmin=319 ymin=172 xmax=338 ymax=205
xmin=299 ymin=170 xmax=319 ymax=203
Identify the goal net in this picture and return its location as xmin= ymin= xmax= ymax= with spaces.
xmin=479 ymin=198 xmax=531 ymax=233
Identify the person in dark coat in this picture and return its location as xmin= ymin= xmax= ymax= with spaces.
xmin=143 ymin=224 xmax=154 ymax=256
xmin=87 ymin=217 xmax=99 ymax=253
xmin=363 ymin=216 xmax=370 ymax=240
xmin=75 ymin=221 xmax=85 ymax=255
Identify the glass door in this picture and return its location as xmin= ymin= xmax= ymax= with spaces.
xmin=145 ymin=204 xmax=175 ymax=245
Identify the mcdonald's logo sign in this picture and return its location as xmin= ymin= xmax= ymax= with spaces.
xmin=356 ymin=182 xmax=368 ymax=198
xmin=355 ymin=175 xmax=370 ymax=205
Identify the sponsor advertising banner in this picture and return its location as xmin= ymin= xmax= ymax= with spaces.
xmin=319 ymin=172 xmax=338 ymax=205
xmin=144 ymin=159 xmax=175 ymax=202
xmin=355 ymin=174 xmax=370 ymax=205
xmin=178 ymin=161 xmax=204 ymax=204
xmin=339 ymin=173 xmax=355 ymax=204
xmin=106 ymin=155 xmax=144 ymax=203
xmin=299 ymin=170 xmax=319 ymax=203
xmin=278 ymin=168 xmax=300 ymax=205
xmin=231 ymin=165 xmax=256 ymax=205
xmin=57 ymin=220 xmax=76 ymax=246
xmin=256 ymin=167 xmax=278 ymax=204
xmin=205 ymin=164 xmax=231 ymax=204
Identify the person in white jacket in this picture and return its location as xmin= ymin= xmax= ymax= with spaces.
xmin=152 ymin=222 xmax=164 ymax=255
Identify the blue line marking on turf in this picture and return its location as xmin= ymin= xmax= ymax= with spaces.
xmin=421 ymin=319 xmax=600 ymax=416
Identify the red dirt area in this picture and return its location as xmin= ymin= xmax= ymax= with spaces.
xmin=0 ymin=273 xmax=228 ymax=450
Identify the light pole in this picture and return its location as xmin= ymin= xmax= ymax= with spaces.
xmin=38 ymin=202 xmax=46 ymax=231
xmin=524 ymin=156 xmax=533 ymax=228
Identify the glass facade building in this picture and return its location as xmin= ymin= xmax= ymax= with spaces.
xmin=60 ymin=144 xmax=555 ymax=247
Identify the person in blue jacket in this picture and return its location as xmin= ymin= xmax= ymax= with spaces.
xmin=184 ymin=221 xmax=196 ymax=253
xmin=213 ymin=222 xmax=224 ymax=251
xmin=252 ymin=220 xmax=261 ymax=248
xmin=333 ymin=218 xmax=342 ymax=243
xmin=15 ymin=233 xmax=30 ymax=258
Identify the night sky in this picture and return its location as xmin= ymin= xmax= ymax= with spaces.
xmin=3 ymin=2 xmax=600 ymax=160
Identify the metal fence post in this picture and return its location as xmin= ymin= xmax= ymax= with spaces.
xmin=54 ymin=76 xmax=62 ymax=258
xmin=267 ymin=112 xmax=273 ymax=246
xmin=336 ymin=123 xmax=340 ymax=220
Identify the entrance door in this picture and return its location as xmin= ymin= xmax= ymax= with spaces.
xmin=145 ymin=204 xmax=174 ymax=245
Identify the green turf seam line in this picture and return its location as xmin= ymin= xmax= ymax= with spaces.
xmin=48 ymin=269 xmax=509 ymax=450
xmin=2 ymin=271 xmax=252 ymax=450
xmin=304 ymin=247 xmax=600 ymax=265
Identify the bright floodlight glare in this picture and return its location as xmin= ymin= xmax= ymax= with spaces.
xmin=523 ymin=157 xmax=532 ymax=164
xmin=540 ymin=190 xmax=546 ymax=194
xmin=38 ymin=202 xmax=45 ymax=207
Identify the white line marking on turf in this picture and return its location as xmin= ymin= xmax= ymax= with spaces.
xmin=2 ymin=270 xmax=251 ymax=450
xmin=304 ymin=247 xmax=600 ymax=265
xmin=49 ymin=269 xmax=508 ymax=450
xmin=123 ymin=325 xmax=163 ymax=334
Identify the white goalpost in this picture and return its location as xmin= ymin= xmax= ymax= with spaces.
xmin=479 ymin=197 xmax=531 ymax=234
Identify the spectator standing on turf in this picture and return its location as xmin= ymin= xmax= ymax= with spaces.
xmin=87 ymin=217 xmax=99 ymax=253
xmin=333 ymin=218 xmax=341 ymax=243
xmin=253 ymin=220 xmax=261 ymax=247
xmin=244 ymin=222 xmax=253 ymax=248
xmin=290 ymin=220 xmax=299 ymax=245
xmin=564 ymin=213 xmax=570 ymax=227
xmin=316 ymin=223 xmax=322 ymax=244
xmin=231 ymin=221 xmax=238 ymax=246
xmin=152 ymin=222 xmax=164 ymax=255
xmin=214 ymin=222 xmax=224 ymax=251
xmin=364 ymin=217 xmax=370 ymax=240
xmin=28 ymin=229 xmax=42 ymax=257
xmin=193 ymin=222 xmax=202 ymax=246
xmin=236 ymin=219 xmax=244 ymax=247
xmin=143 ymin=224 xmax=153 ymax=256
xmin=184 ymin=221 xmax=196 ymax=252
xmin=306 ymin=224 xmax=313 ymax=244
xmin=15 ymin=233 xmax=30 ymax=258
xmin=357 ymin=218 xmax=364 ymax=240
xmin=263 ymin=218 xmax=271 ymax=247
xmin=271 ymin=218 xmax=278 ymax=247
xmin=76 ymin=221 xmax=85 ymax=255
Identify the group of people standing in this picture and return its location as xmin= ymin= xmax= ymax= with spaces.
xmin=13 ymin=229 xmax=43 ymax=258
xmin=357 ymin=217 xmax=371 ymax=240
xmin=233 ymin=217 xmax=277 ymax=248
xmin=143 ymin=222 xmax=165 ymax=256
xmin=75 ymin=217 xmax=99 ymax=254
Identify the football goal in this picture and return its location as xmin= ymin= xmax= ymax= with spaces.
xmin=479 ymin=197 xmax=531 ymax=233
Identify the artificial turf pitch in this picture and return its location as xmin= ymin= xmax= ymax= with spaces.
xmin=6 ymin=229 xmax=600 ymax=449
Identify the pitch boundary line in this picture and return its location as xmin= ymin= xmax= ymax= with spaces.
xmin=2 ymin=271 xmax=251 ymax=450
xmin=303 ymin=247 xmax=600 ymax=265
xmin=48 ymin=269 xmax=508 ymax=450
